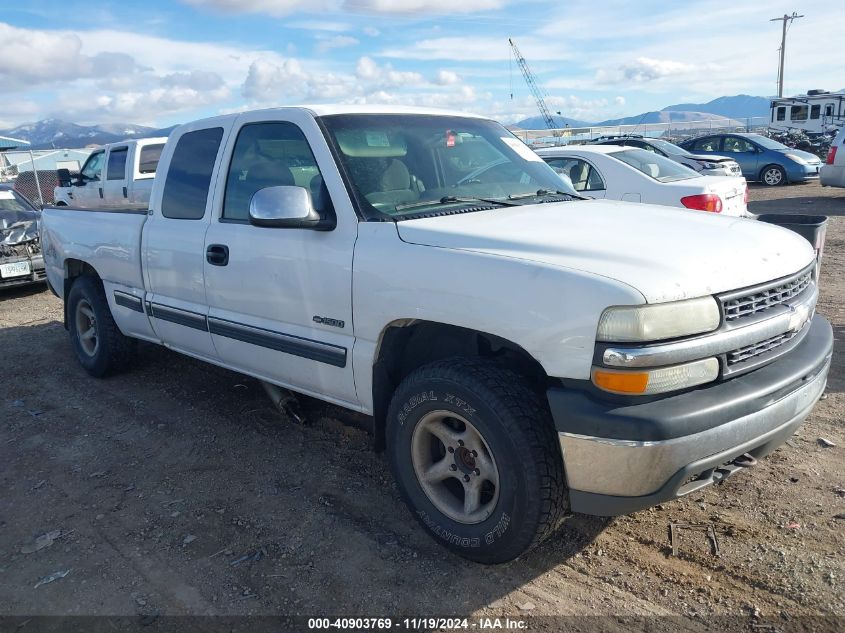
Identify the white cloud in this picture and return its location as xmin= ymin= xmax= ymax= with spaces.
xmin=316 ymin=35 xmax=360 ymax=52
xmin=381 ymin=36 xmax=571 ymax=62
xmin=182 ymin=0 xmax=331 ymax=17
xmin=355 ymin=56 xmax=423 ymax=87
xmin=183 ymin=0 xmax=504 ymax=15
xmin=614 ymin=96 xmax=625 ymax=106
xmin=362 ymin=26 xmax=380 ymax=37
xmin=596 ymin=57 xmax=699 ymax=85
xmin=344 ymin=0 xmax=505 ymax=14
xmin=434 ymin=69 xmax=461 ymax=85
xmin=0 ymin=22 xmax=144 ymax=88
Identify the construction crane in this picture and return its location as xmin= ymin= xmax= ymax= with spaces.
xmin=508 ymin=37 xmax=558 ymax=130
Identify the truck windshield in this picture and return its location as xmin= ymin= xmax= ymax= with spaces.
xmin=610 ymin=148 xmax=699 ymax=182
xmin=320 ymin=114 xmax=577 ymax=219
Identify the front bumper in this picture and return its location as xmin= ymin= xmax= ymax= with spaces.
xmin=788 ymin=163 xmax=822 ymax=182
xmin=0 ymin=255 xmax=46 ymax=289
xmin=548 ymin=315 xmax=832 ymax=516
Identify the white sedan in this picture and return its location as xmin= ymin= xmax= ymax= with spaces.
xmin=535 ymin=145 xmax=749 ymax=217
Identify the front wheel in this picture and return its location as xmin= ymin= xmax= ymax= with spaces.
xmin=67 ymin=275 xmax=136 ymax=377
xmin=760 ymin=164 xmax=786 ymax=186
xmin=386 ymin=358 xmax=568 ymax=564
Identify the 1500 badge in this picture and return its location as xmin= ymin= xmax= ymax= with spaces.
xmin=313 ymin=315 xmax=345 ymax=328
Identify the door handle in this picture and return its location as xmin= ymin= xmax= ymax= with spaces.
xmin=98 ymin=187 xmax=104 ymax=199
xmin=206 ymin=244 xmax=229 ymax=266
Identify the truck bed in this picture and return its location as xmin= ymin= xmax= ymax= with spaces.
xmin=40 ymin=206 xmax=148 ymax=294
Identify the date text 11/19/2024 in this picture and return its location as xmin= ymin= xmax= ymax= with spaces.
xmin=307 ymin=617 xmax=527 ymax=630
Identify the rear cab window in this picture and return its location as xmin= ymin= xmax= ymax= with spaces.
xmin=138 ymin=143 xmax=165 ymax=177
xmin=161 ymin=128 xmax=224 ymax=220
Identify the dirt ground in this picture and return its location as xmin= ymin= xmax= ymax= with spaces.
xmin=1 ymin=182 xmax=843 ymax=631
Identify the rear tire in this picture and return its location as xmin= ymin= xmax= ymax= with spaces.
xmin=386 ymin=357 xmax=568 ymax=564
xmin=760 ymin=164 xmax=786 ymax=186
xmin=67 ymin=275 xmax=136 ymax=377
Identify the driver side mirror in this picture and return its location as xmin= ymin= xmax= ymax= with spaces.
xmin=249 ymin=185 xmax=335 ymax=230
xmin=57 ymin=168 xmax=73 ymax=188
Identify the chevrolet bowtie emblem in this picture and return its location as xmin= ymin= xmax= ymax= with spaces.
xmin=787 ymin=303 xmax=811 ymax=332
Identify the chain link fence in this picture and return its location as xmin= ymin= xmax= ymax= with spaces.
xmin=0 ymin=151 xmax=69 ymax=208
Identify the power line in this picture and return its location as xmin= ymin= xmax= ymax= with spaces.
xmin=769 ymin=12 xmax=804 ymax=98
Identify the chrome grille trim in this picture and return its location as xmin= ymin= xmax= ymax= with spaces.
xmin=719 ymin=262 xmax=815 ymax=323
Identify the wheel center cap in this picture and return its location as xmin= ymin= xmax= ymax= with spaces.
xmin=454 ymin=446 xmax=476 ymax=474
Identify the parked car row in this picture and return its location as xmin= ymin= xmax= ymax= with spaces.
xmin=536 ymin=144 xmax=749 ymax=216
xmin=38 ymin=105 xmax=831 ymax=564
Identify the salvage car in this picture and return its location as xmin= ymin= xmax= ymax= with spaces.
xmin=535 ymin=145 xmax=749 ymax=216
xmin=0 ymin=185 xmax=46 ymax=289
xmin=591 ymin=135 xmax=742 ymax=177
xmin=40 ymin=106 xmax=832 ymax=564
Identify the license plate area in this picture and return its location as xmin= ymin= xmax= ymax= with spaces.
xmin=0 ymin=260 xmax=31 ymax=278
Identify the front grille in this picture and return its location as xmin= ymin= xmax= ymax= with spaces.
xmin=722 ymin=270 xmax=812 ymax=322
xmin=726 ymin=327 xmax=802 ymax=366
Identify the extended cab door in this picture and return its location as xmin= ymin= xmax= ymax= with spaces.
xmin=201 ymin=110 xmax=359 ymax=407
xmin=142 ymin=122 xmax=230 ymax=361
xmin=72 ymin=150 xmax=105 ymax=208
xmin=102 ymin=145 xmax=129 ymax=207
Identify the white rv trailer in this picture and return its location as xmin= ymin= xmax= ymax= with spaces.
xmin=770 ymin=89 xmax=845 ymax=133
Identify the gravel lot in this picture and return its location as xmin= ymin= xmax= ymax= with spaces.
xmin=1 ymin=182 xmax=843 ymax=630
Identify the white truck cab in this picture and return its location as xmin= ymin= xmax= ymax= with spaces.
xmin=40 ymin=106 xmax=832 ymax=564
xmin=54 ymin=137 xmax=167 ymax=209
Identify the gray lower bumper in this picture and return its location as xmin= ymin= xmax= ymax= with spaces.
xmin=549 ymin=315 xmax=833 ymax=516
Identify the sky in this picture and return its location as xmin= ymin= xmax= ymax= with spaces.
xmin=1 ymin=0 xmax=842 ymax=129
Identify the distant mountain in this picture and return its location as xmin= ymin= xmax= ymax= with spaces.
xmin=0 ymin=119 xmax=161 ymax=149
xmin=512 ymin=114 xmax=592 ymax=129
xmin=594 ymin=110 xmax=741 ymax=127
xmin=514 ymin=94 xmax=771 ymax=130
xmin=661 ymin=94 xmax=770 ymax=120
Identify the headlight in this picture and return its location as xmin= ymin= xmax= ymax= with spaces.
xmin=592 ymin=358 xmax=719 ymax=395
xmin=784 ymin=153 xmax=808 ymax=164
xmin=596 ymin=296 xmax=720 ymax=342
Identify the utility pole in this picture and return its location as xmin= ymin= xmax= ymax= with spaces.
xmin=770 ymin=12 xmax=804 ymax=98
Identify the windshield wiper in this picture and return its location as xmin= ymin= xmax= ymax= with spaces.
xmin=507 ymin=188 xmax=587 ymax=201
xmin=395 ymin=195 xmax=522 ymax=212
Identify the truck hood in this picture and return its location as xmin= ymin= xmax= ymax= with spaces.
xmin=396 ymin=200 xmax=815 ymax=303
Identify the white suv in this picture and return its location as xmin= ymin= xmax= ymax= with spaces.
xmin=820 ymin=131 xmax=844 ymax=188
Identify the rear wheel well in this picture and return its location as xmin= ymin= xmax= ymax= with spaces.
xmin=371 ymin=321 xmax=549 ymax=451
xmin=62 ymin=259 xmax=100 ymax=328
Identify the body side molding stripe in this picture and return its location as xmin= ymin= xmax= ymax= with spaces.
xmin=207 ymin=316 xmax=347 ymax=368
xmin=148 ymin=303 xmax=209 ymax=331
xmin=114 ymin=291 xmax=144 ymax=313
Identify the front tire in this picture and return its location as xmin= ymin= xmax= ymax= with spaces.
xmin=386 ymin=358 xmax=568 ymax=564
xmin=67 ymin=275 xmax=136 ymax=377
xmin=760 ymin=164 xmax=786 ymax=186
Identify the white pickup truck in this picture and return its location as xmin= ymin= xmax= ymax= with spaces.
xmin=54 ymin=137 xmax=167 ymax=209
xmin=40 ymin=106 xmax=832 ymax=564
